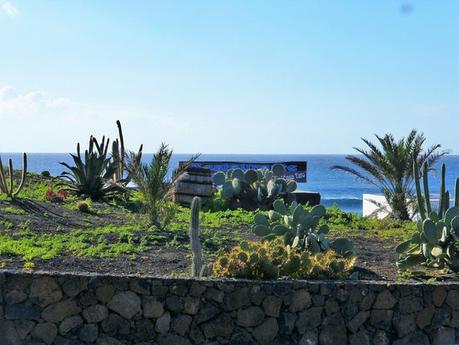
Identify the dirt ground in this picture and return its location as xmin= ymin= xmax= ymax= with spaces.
xmin=0 ymin=196 xmax=399 ymax=281
xmin=0 ymin=239 xmax=398 ymax=280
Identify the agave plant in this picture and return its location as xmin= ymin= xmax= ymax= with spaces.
xmin=59 ymin=136 xmax=127 ymax=200
xmin=331 ymin=130 xmax=448 ymax=220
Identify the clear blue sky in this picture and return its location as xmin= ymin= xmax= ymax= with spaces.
xmin=0 ymin=1 xmax=457 ymax=154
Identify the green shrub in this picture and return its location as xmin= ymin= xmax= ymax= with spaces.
xmin=76 ymin=201 xmax=91 ymax=213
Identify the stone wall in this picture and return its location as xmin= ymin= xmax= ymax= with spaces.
xmin=0 ymin=271 xmax=458 ymax=345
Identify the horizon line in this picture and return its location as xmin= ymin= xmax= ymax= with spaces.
xmin=0 ymin=152 xmax=458 ymax=156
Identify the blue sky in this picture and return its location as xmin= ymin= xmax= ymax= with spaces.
xmin=0 ymin=1 xmax=457 ymax=153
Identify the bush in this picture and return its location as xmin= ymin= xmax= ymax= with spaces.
xmin=41 ymin=171 xmax=51 ymax=178
xmin=76 ymin=201 xmax=90 ymax=213
xmin=212 ymin=239 xmax=355 ymax=280
xmin=45 ymin=189 xmax=69 ymax=203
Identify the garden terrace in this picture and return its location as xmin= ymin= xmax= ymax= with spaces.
xmin=0 ymin=174 xmax=417 ymax=281
xmin=0 ymin=270 xmax=458 ymax=345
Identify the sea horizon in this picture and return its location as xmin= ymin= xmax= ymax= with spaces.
xmin=1 ymin=152 xmax=458 ymax=215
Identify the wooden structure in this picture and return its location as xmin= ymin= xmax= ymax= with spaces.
xmin=172 ymin=167 xmax=214 ymax=206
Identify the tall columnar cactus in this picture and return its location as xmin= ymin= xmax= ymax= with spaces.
xmin=0 ymin=153 xmax=28 ymax=198
xmin=414 ymin=161 xmax=451 ymax=220
xmin=212 ymin=164 xmax=297 ymax=210
xmin=396 ymin=162 xmax=459 ymax=273
xmin=112 ymin=120 xmax=143 ymax=184
xmin=112 ymin=120 xmax=126 ymax=182
xmin=190 ymin=196 xmax=202 ymax=277
xmin=413 ymin=161 xmax=426 ymax=220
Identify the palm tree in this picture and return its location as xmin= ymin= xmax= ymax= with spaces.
xmin=125 ymin=143 xmax=199 ymax=229
xmin=331 ymin=130 xmax=448 ymax=220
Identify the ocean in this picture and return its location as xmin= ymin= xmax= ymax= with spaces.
xmin=1 ymin=153 xmax=458 ymax=214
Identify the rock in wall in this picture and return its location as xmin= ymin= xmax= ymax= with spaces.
xmin=0 ymin=271 xmax=458 ymax=344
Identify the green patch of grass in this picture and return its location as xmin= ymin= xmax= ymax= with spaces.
xmin=3 ymin=207 xmax=27 ymax=215
xmin=163 ymin=206 xmax=256 ymax=254
xmin=0 ymin=205 xmax=257 ymax=262
xmin=23 ymin=261 xmax=35 ymax=270
xmin=323 ymin=205 xmax=416 ymax=242
xmin=169 ymin=206 xmax=257 ymax=229
xmin=109 ymin=191 xmax=145 ymax=213
xmin=18 ymin=220 xmax=32 ymax=231
xmin=0 ymin=219 xmax=14 ymax=229
xmin=0 ymin=223 xmax=164 ymax=260
xmin=13 ymin=175 xmax=78 ymax=204
xmin=16 ymin=179 xmax=57 ymax=201
xmin=202 ymin=208 xmax=258 ymax=228
xmin=0 ymin=232 xmax=64 ymax=260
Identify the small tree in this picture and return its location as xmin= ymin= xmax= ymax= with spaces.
xmin=126 ymin=143 xmax=198 ymax=229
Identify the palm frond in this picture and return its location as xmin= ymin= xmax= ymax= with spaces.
xmin=330 ymin=129 xmax=448 ymax=220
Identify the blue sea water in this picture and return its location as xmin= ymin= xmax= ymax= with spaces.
xmin=1 ymin=153 xmax=458 ymax=214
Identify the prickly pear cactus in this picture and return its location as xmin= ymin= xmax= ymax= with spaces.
xmin=212 ymin=238 xmax=355 ymax=280
xmin=212 ymin=164 xmax=297 ymax=210
xmin=252 ymin=200 xmax=354 ymax=258
xmin=212 ymin=240 xmax=282 ymax=279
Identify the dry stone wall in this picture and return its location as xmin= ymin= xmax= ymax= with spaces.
xmin=0 ymin=271 xmax=458 ymax=345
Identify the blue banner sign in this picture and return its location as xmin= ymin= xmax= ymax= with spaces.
xmin=181 ymin=161 xmax=307 ymax=183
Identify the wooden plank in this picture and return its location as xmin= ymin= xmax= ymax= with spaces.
xmin=174 ymin=181 xmax=214 ymax=196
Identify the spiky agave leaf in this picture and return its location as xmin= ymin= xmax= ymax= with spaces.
xmin=59 ymin=137 xmax=127 ymax=200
